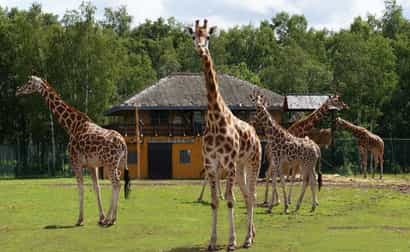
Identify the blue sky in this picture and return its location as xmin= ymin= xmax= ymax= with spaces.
xmin=1 ymin=0 xmax=409 ymax=30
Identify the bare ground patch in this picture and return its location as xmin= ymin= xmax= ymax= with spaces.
xmin=39 ymin=175 xmax=410 ymax=193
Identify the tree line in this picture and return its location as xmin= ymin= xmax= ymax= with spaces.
xmin=0 ymin=1 xmax=409 ymax=174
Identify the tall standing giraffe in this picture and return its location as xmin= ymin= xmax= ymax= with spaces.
xmin=336 ymin=117 xmax=384 ymax=179
xmin=262 ymin=95 xmax=347 ymax=206
xmin=251 ymin=92 xmax=321 ymax=213
xmin=186 ymin=20 xmax=261 ymax=251
xmin=16 ymin=76 xmax=130 ymax=226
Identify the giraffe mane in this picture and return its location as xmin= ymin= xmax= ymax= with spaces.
xmin=43 ymin=79 xmax=92 ymax=122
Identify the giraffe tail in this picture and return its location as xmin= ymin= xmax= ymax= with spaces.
xmin=123 ymin=152 xmax=131 ymax=199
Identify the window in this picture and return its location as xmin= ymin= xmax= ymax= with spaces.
xmin=128 ymin=151 xmax=138 ymax=164
xmin=150 ymin=111 xmax=169 ymax=126
xmin=179 ymin=150 xmax=191 ymax=164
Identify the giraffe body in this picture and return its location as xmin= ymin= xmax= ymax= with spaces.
xmin=336 ymin=117 xmax=384 ymax=179
xmin=187 ymin=20 xmax=261 ymax=251
xmin=16 ymin=76 xmax=130 ymax=226
xmin=251 ymin=93 xmax=321 ymax=213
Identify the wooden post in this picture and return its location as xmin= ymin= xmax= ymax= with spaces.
xmin=135 ymin=106 xmax=141 ymax=179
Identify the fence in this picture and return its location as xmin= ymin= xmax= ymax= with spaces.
xmin=0 ymin=138 xmax=409 ymax=178
xmin=0 ymin=143 xmax=70 ymax=178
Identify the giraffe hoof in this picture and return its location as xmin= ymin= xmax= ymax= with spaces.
xmin=207 ymin=244 xmax=217 ymax=251
xmin=242 ymin=241 xmax=252 ymax=249
xmin=75 ymin=220 xmax=84 ymax=226
xmin=227 ymin=244 xmax=236 ymax=251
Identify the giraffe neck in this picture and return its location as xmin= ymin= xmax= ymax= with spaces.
xmin=289 ymin=100 xmax=331 ymax=136
xmin=39 ymin=81 xmax=90 ymax=136
xmin=256 ymin=106 xmax=286 ymax=141
xmin=201 ymin=49 xmax=230 ymax=124
xmin=338 ymin=119 xmax=363 ymax=137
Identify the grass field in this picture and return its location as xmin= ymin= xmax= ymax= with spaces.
xmin=1 ymin=176 xmax=410 ymax=252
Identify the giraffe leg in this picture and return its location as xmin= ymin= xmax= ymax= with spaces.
xmin=243 ymin=160 xmax=259 ymax=248
xmin=197 ymin=177 xmax=207 ymax=202
xmin=379 ymin=153 xmax=384 ymax=179
xmin=370 ymin=153 xmax=375 ymax=179
xmin=104 ymin=164 xmax=121 ymax=226
xmin=309 ymin=164 xmax=319 ymax=212
xmin=278 ymin=165 xmax=289 ymax=214
xmin=207 ymin=170 xmax=219 ymax=251
xmin=217 ymin=174 xmax=225 ymax=200
xmin=236 ymin=165 xmax=249 ymax=203
xmin=73 ymin=167 xmax=84 ymax=226
xmin=287 ymin=164 xmax=297 ymax=205
xmin=263 ymin=168 xmax=270 ymax=206
xmin=267 ymin=159 xmax=279 ymax=213
xmin=226 ymin=166 xmax=237 ymax=252
xmin=295 ymin=169 xmax=309 ymax=212
xmin=90 ymin=167 xmax=105 ymax=225
xmin=359 ymin=148 xmax=368 ymax=178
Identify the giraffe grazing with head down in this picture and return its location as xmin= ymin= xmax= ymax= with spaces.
xmin=186 ymin=19 xmax=261 ymax=251
xmin=262 ymin=95 xmax=347 ymax=206
xmin=336 ymin=117 xmax=384 ymax=179
xmin=16 ymin=76 xmax=131 ymax=226
xmin=251 ymin=91 xmax=321 ymax=214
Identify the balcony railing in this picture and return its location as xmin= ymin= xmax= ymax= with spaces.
xmin=105 ymin=123 xmax=266 ymax=137
xmin=105 ymin=123 xmax=204 ymax=136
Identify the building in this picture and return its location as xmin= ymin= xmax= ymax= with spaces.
xmin=105 ymin=73 xmax=284 ymax=179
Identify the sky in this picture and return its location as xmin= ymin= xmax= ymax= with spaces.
xmin=0 ymin=0 xmax=409 ymax=30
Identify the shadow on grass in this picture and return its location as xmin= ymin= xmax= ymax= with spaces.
xmin=166 ymin=245 xmax=224 ymax=252
xmin=43 ymin=224 xmax=80 ymax=229
xmin=181 ymin=200 xmax=211 ymax=206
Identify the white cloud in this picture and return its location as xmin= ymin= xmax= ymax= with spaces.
xmin=0 ymin=0 xmax=409 ymax=30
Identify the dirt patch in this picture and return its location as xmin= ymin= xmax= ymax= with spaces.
xmin=41 ymin=175 xmax=410 ymax=194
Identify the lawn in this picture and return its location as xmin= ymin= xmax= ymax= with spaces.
xmin=0 ymin=177 xmax=410 ymax=252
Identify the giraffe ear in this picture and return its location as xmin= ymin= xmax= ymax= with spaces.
xmin=209 ymin=26 xmax=219 ymax=37
xmin=184 ymin=26 xmax=194 ymax=35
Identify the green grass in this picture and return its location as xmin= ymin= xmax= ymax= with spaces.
xmin=1 ymin=178 xmax=410 ymax=252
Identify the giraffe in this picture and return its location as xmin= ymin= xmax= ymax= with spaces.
xmin=186 ymin=19 xmax=261 ymax=251
xmin=336 ymin=117 xmax=384 ymax=179
xmin=250 ymin=92 xmax=321 ymax=214
xmin=16 ymin=76 xmax=131 ymax=226
xmin=262 ymin=95 xmax=347 ymax=206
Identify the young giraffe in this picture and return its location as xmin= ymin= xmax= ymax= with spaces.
xmin=336 ymin=117 xmax=384 ymax=179
xmin=16 ymin=76 xmax=131 ymax=226
xmin=251 ymin=92 xmax=321 ymax=213
xmin=186 ymin=20 xmax=261 ymax=251
xmin=262 ymin=95 xmax=347 ymax=206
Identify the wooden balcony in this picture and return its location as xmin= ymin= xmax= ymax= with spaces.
xmin=105 ymin=123 xmax=266 ymax=137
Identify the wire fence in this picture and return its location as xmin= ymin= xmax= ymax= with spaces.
xmin=0 ymin=138 xmax=409 ymax=178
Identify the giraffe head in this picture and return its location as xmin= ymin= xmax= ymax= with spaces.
xmin=16 ymin=76 xmax=45 ymax=96
xmin=249 ymin=89 xmax=268 ymax=109
xmin=326 ymin=95 xmax=348 ymax=110
xmin=249 ymin=90 xmax=269 ymax=126
xmin=185 ymin=19 xmax=218 ymax=56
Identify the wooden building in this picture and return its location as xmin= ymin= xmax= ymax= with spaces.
xmin=105 ymin=73 xmax=284 ymax=179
